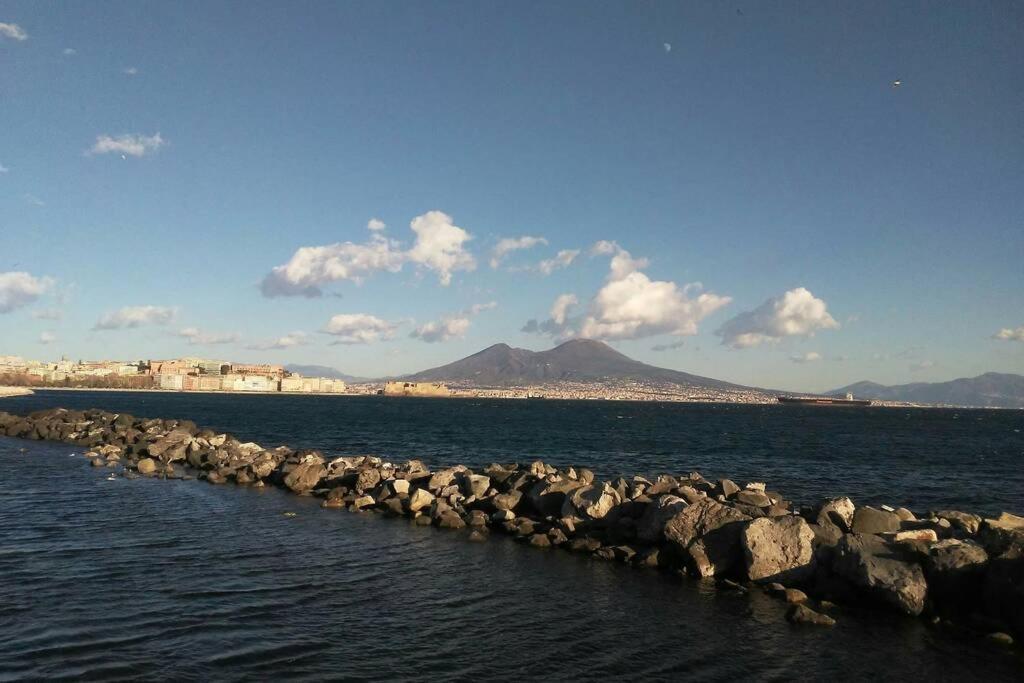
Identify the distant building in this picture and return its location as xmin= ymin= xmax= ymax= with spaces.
xmin=197 ymin=360 xmax=229 ymax=376
xmin=382 ymin=381 xmax=450 ymax=397
xmin=224 ymin=373 xmax=278 ymax=392
xmin=231 ymin=363 xmax=285 ymax=378
xmin=158 ymin=374 xmax=185 ymax=390
xmin=150 ymin=360 xmax=197 ymax=376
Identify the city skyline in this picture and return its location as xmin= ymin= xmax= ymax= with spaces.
xmin=2 ymin=2 xmax=1022 ymax=393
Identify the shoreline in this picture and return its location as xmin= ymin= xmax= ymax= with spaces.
xmin=7 ymin=385 xmax=1004 ymax=409
xmin=1 ymin=405 xmax=1021 ymax=646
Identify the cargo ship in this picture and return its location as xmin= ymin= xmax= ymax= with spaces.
xmin=777 ymin=392 xmax=872 ymax=406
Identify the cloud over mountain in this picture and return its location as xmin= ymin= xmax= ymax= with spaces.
xmin=411 ymin=301 xmax=497 ymax=343
xmin=716 ymin=287 xmax=838 ymax=348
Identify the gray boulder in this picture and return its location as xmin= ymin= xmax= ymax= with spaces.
xmin=832 ymin=533 xmax=927 ymax=616
xmin=136 ymin=457 xmax=157 ymax=474
xmin=925 ymin=539 xmax=988 ymax=609
xmin=851 ymin=506 xmax=901 ymax=534
xmin=636 ymin=495 xmax=687 ymax=543
xmin=742 ymin=516 xmax=816 ymax=583
xmin=663 ymin=498 xmax=751 ymax=577
xmin=816 ymin=496 xmax=856 ymax=532
xmin=978 ymin=512 xmax=1024 ymax=555
xmin=283 ymin=459 xmax=326 ymax=494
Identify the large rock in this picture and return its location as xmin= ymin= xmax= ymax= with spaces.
xmin=934 ymin=510 xmax=982 ymax=535
xmin=283 ymin=458 xmax=326 ymax=494
xmin=832 ymin=533 xmax=928 ymax=616
xmin=461 ymin=474 xmax=491 ymax=498
xmin=527 ymin=478 xmax=586 ymax=517
xmin=663 ymin=498 xmax=751 ymax=577
xmin=636 ymin=495 xmax=687 ymax=543
xmin=427 ymin=468 xmax=459 ymax=492
xmin=978 ymin=513 xmax=1024 ymax=555
xmin=408 ymin=488 xmax=436 ymax=513
xmin=742 ymin=516 xmax=816 ymax=584
xmin=355 ymin=468 xmax=381 ymax=493
xmin=925 ymin=539 xmax=988 ymax=610
xmin=816 ymin=497 xmax=856 ymax=532
xmin=564 ymin=483 xmax=619 ymax=520
xmin=136 ymin=458 xmax=157 ymax=474
xmin=983 ymin=544 xmax=1024 ymax=640
xmin=492 ymin=490 xmax=522 ymax=512
xmin=851 ymin=506 xmax=901 ymax=534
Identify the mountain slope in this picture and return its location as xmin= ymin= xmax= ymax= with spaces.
xmin=828 ymin=373 xmax=1024 ymax=408
xmin=404 ymin=339 xmax=753 ymax=391
xmin=284 ymin=364 xmax=372 ymax=383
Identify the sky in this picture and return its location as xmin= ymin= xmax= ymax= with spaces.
xmin=1 ymin=1 xmax=1022 ymax=392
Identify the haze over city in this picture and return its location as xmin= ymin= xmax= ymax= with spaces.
xmin=2 ymin=2 xmax=1022 ymax=393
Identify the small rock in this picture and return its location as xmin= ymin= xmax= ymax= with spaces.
xmin=136 ymin=458 xmax=156 ymax=474
xmin=985 ymin=632 xmax=1014 ymax=646
xmin=529 ymin=533 xmax=552 ymax=548
xmin=784 ymin=588 xmax=808 ymax=604
xmin=468 ymin=529 xmax=488 ymax=542
xmin=786 ymin=604 xmax=836 ymax=626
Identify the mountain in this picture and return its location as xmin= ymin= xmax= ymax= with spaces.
xmin=404 ymin=339 xmax=754 ymax=391
xmin=828 ymin=373 xmax=1024 ymax=408
xmin=284 ymin=364 xmax=372 ymax=383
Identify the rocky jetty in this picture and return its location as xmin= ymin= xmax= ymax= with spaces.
xmin=1 ymin=406 xmax=1021 ymax=645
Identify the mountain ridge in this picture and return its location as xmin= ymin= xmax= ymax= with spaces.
xmin=403 ymin=338 xmax=756 ymax=391
xmin=828 ymin=372 xmax=1024 ymax=408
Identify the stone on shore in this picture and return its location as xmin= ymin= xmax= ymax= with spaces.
xmin=136 ymin=457 xmax=157 ymax=474
xmin=816 ymin=497 xmax=856 ymax=532
xmin=934 ymin=510 xmax=982 ymax=536
xmin=832 ymin=533 xmax=928 ymax=616
xmin=408 ymin=488 xmax=436 ymax=513
xmin=851 ymin=506 xmax=901 ymax=535
xmin=663 ymin=498 xmax=750 ymax=577
xmin=742 ymin=516 xmax=816 ymax=583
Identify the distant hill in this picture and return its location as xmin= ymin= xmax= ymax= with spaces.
xmin=284 ymin=364 xmax=372 ymax=383
xmin=828 ymin=372 xmax=1024 ymax=408
xmin=404 ymin=338 xmax=756 ymax=391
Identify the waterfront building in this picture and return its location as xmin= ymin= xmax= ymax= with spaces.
xmin=382 ymin=381 xmax=450 ymax=397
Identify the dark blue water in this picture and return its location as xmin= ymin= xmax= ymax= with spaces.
xmin=1 ymin=391 xmax=1022 ymax=680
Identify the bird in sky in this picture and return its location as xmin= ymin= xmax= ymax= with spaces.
xmin=892 ymin=79 xmax=902 ymax=87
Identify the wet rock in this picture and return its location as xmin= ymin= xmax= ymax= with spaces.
xmin=468 ymin=529 xmax=488 ymax=542
xmin=664 ymin=498 xmax=751 ymax=577
xmin=895 ymin=507 xmax=916 ymax=522
xmin=467 ymin=510 xmax=488 ymax=527
xmin=136 ymin=458 xmax=157 ymax=475
xmin=355 ymin=468 xmax=381 ymax=493
xmin=493 ymin=490 xmax=523 ymax=512
xmin=786 ymin=604 xmax=835 ymax=627
xmin=529 ymin=533 xmax=551 ymax=548
xmin=851 ymin=506 xmax=901 ymax=535
xmin=283 ymin=458 xmax=326 ymax=494
xmin=351 ymin=495 xmax=376 ymax=510
xmin=934 ymin=510 xmax=982 ymax=536
xmin=461 ymin=474 xmax=491 ymax=498
xmin=436 ymin=511 xmax=466 ymax=529
xmin=90 ymin=457 xmax=106 ymax=467
xmin=978 ymin=512 xmax=1024 ymax=555
xmin=982 ymin=543 xmax=1024 ymax=640
xmin=564 ymin=483 xmax=619 ymax=520
xmin=785 ymin=588 xmax=808 ymax=604
xmin=985 ymin=632 xmax=1014 ymax=646
xmin=832 ymin=533 xmax=928 ymax=616
xmin=719 ymin=479 xmax=740 ymax=498
xmin=735 ymin=490 xmax=772 ymax=508
xmin=569 ymin=537 xmax=602 ymax=553
xmin=925 ymin=539 xmax=988 ymax=609
xmin=742 ymin=516 xmax=816 ymax=584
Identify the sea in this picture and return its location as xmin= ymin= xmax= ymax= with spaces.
xmin=0 ymin=390 xmax=1021 ymax=680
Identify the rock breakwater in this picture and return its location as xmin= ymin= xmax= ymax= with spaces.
xmin=2 ymin=406 xmax=1022 ymax=645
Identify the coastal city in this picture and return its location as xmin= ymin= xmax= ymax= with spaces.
xmin=0 ymin=354 xmax=781 ymax=403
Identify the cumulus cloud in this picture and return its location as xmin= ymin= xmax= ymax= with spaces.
xmin=789 ymin=351 xmax=823 ymax=364
xmin=406 ymin=210 xmax=476 ymax=285
xmin=88 ymin=133 xmax=165 ymax=157
xmin=39 ymin=331 xmax=57 ymax=345
xmin=247 ymin=331 xmax=310 ymax=350
xmin=537 ymin=249 xmax=580 ymax=275
xmin=176 ymin=327 xmax=240 ymax=345
xmin=31 ymin=308 xmax=62 ymax=320
xmin=367 ymin=218 xmax=386 ymax=232
xmin=411 ymin=317 xmax=471 ymax=343
xmin=490 ymin=236 xmax=548 ymax=268
xmin=716 ymin=287 xmax=838 ymax=349
xmin=0 ymin=23 xmax=27 ymax=41
xmin=323 ymin=314 xmax=397 ymax=345
xmin=590 ymin=240 xmax=619 ymax=256
xmin=0 ymin=271 xmax=53 ymax=313
xmin=411 ymin=301 xmax=497 ymax=344
xmin=550 ymin=294 xmax=578 ymax=326
xmin=94 ymin=305 xmax=176 ymax=330
xmin=261 ymin=210 xmax=475 ymax=297
xmin=994 ymin=326 xmax=1024 ymax=342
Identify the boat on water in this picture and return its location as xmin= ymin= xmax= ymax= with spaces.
xmin=777 ymin=392 xmax=872 ymax=406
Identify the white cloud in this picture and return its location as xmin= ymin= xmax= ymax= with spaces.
xmin=176 ymin=327 xmax=239 ymax=345
xmin=31 ymin=308 xmax=62 ymax=320
xmin=789 ymin=351 xmax=823 ymax=364
xmin=93 ymin=305 xmax=176 ymax=330
xmin=411 ymin=317 xmax=471 ymax=343
xmin=406 ymin=210 xmax=475 ymax=285
xmin=262 ymin=210 xmax=475 ymax=296
xmin=367 ymin=218 xmax=386 ymax=231
xmin=63 ymin=47 xmax=76 ymax=55
xmin=490 ymin=235 xmax=548 ymax=268
xmin=537 ymin=249 xmax=580 ymax=275
xmin=0 ymin=23 xmax=27 ymax=41
xmin=323 ymin=314 xmax=397 ymax=345
xmin=994 ymin=326 xmax=1024 ymax=342
xmin=0 ymin=163 xmax=8 ymax=173
xmin=0 ymin=272 xmax=53 ymax=313
xmin=39 ymin=331 xmax=56 ymax=345
xmin=410 ymin=301 xmax=496 ymax=344
xmin=123 ymin=66 xmax=138 ymax=75
xmin=550 ymin=293 xmax=578 ymax=326
xmin=88 ymin=133 xmax=165 ymax=157
xmin=260 ymin=233 xmax=405 ymax=297
xmin=716 ymin=287 xmax=838 ymax=348
xmin=247 ymin=331 xmax=310 ymax=350
xmin=524 ymin=244 xmax=729 ymax=342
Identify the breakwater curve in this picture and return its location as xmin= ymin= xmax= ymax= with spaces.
xmin=1 ymin=406 xmax=1022 ymax=647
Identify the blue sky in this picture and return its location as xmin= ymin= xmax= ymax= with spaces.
xmin=1 ymin=1 xmax=1022 ymax=392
